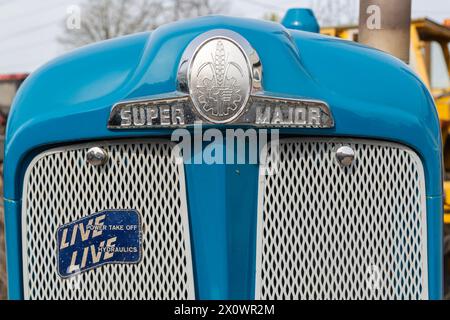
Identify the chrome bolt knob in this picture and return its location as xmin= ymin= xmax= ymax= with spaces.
xmin=335 ymin=146 xmax=355 ymax=167
xmin=86 ymin=147 xmax=109 ymax=166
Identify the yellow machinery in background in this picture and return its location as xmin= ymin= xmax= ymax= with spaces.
xmin=322 ymin=18 xmax=450 ymax=298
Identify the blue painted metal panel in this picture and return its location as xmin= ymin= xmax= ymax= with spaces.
xmin=3 ymin=15 xmax=443 ymax=299
xmin=426 ymin=196 xmax=444 ymax=300
xmin=3 ymin=199 xmax=22 ymax=300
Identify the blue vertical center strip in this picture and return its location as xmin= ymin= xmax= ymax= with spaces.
xmin=183 ymin=135 xmax=259 ymax=299
xmin=184 ymin=162 xmax=228 ymax=299
xmin=225 ymin=162 xmax=259 ymax=299
xmin=184 ymin=136 xmax=229 ymax=299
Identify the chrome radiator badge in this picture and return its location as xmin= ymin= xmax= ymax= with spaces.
xmin=108 ymin=30 xmax=334 ymax=129
xmin=189 ymin=38 xmax=250 ymax=123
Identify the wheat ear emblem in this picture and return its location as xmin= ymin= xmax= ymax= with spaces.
xmin=196 ymin=40 xmax=244 ymax=86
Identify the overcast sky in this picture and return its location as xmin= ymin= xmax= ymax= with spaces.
xmin=0 ymin=0 xmax=449 ymax=73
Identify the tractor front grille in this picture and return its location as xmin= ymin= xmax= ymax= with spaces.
xmin=256 ymin=138 xmax=428 ymax=300
xmin=22 ymin=140 xmax=194 ymax=299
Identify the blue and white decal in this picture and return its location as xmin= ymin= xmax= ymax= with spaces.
xmin=57 ymin=210 xmax=142 ymax=278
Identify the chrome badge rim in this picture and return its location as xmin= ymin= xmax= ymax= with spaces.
xmin=178 ymin=30 xmax=262 ymax=124
xmin=188 ymin=37 xmax=251 ymax=123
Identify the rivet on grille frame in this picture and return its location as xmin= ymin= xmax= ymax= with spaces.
xmin=335 ymin=145 xmax=355 ymax=167
xmin=86 ymin=147 xmax=109 ymax=166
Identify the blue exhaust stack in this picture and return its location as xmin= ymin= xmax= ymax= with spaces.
xmin=281 ymin=8 xmax=320 ymax=33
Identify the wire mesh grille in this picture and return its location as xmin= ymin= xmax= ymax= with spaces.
xmin=22 ymin=140 xmax=194 ymax=300
xmin=256 ymin=138 xmax=428 ymax=300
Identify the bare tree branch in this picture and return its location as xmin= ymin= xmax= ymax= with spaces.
xmin=312 ymin=0 xmax=358 ymax=27
xmin=59 ymin=0 xmax=227 ymax=49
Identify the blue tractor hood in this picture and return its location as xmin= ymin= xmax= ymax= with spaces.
xmin=4 ymin=15 xmax=442 ymax=199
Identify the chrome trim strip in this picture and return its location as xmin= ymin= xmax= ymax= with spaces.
xmin=107 ymin=93 xmax=334 ymax=129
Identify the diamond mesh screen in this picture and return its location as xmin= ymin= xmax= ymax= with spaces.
xmin=256 ymin=138 xmax=428 ymax=300
xmin=22 ymin=140 xmax=194 ymax=300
